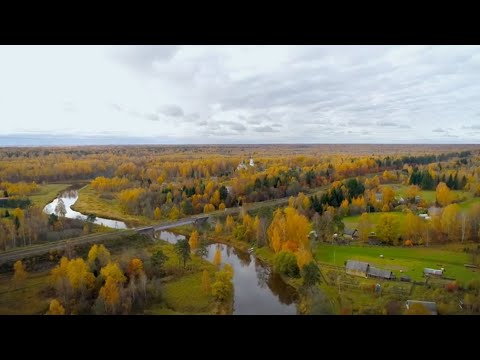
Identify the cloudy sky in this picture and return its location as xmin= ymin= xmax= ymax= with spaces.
xmin=1 ymin=45 xmax=480 ymax=145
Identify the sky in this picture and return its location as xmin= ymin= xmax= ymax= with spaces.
xmin=1 ymin=45 xmax=480 ymax=145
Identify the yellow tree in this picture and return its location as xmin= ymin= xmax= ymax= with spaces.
xmin=99 ymin=276 xmax=120 ymax=313
xmin=46 ymin=299 xmax=65 ymax=315
xmin=375 ymin=213 xmax=398 ymax=245
xmin=212 ymin=265 xmax=234 ymax=313
xmin=213 ymin=248 xmax=222 ymax=266
xmin=154 ymin=207 xmax=162 ymax=220
xmin=127 ymin=258 xmax=144 ymax=278
xmin=225 ymin=215 xmax=235 ymax=232
xmin=169 ymin=205 xmax=180 ymax=220
xmin=441 ymin=204 xmax=461 ymax=242
xmin=296 ymin=247 xmax=313 ymax=270
xmin=405 ymin=185 xmax=420 ymax=202
xmin=267 ymin=207 xmax=310 ymax=253
xmin=211 ymin=190 xmax=221 ymax=208
xmin=189 ymin=230 xmax=200 ymax=251
xmin=202 ymin=269 xmax=211 ymax=293
xmin=12 ymin=260 xmax=27 ymax=289
xmin=357 ymin=212 xmax=371 ymax=243
xmin=404 ymin=210 xmax=422 ymax=243
xmin=219 ymin=203 xmax=226 ymax=211
xmin=87 ymin=244 xmax=111 ymax=270
xmin=204 ymin=203 xmax=215 ymax=213
xmin=243 ymin=213 xmax=256 ymax=242
xmin=67 ymin=258 xmax=95 ymax=292
xmin=283 ymin=207 xmax=311 ymax=251
xmin=381 ymin=186 xmax=395 ymax=207
xmin=253 ymin=216 xmax=260 ymax=240
xmin=351 ymin=196 xmax=366 ymax=214
xmin=215 ymin=221 xmax=223 ymax=234
xmin=51 ymin=257 xmax=70 ymax=302
xmin=270 ymin=227 xmax=282 ymax=253
xmin=100 ymin=262 xmax=127 ymax=284
xmin=436 ymin=182 xmax=452 ymax=207
xmin=340 ymin=199 xmax=349 ymax=216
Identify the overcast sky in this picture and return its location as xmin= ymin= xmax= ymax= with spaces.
xmin=1 ymin=45 xmax=480 ymax=144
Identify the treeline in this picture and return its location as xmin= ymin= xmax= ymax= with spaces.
xmin=409 ymin=169 xmax=467 ymax=190
xmin=401 ymin=151 xmax=471 ymax=166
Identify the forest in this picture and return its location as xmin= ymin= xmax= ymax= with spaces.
xmin=2 ymin=144 xmax=480 ymax=315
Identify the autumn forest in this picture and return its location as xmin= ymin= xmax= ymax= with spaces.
xmin=1 ymin=144 xmax=480 ymax=315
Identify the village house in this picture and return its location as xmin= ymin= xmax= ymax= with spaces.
xmin=345 ymin=260 xmax=395 ymax=280
xmin=428 ymin=206 xmax=442 ymax=217
xmin=345 ymin=260 xmax=370 ymax=278
xmin=237 ymin=157 xmax=255 ymax=170
xmin=423 ymin=268 xmax=444 ymax=277
xmin=405 ymin=300 xmax=438 ymax=315
xmin=343 ymin=228 xmax=358 ymax=241
xmin=367 ymin=266 xmax=395 ymax=280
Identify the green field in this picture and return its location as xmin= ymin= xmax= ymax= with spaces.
xmin=315 ymin=244 xmax=480 ymax=283
xmin=29 ymin=183 xmax=72 ymax=208
xmin=457 ymin=197 xmax=480 ymax=211
xmin=0 ymin=271 xmax=51 ymax=315
xmin=71 ymin=185 xmax=151 ymax=226
xmin=381 ymin=184 xmax=472 ymax=206
xmin=343 ymin=211 xmax=407 ymax=232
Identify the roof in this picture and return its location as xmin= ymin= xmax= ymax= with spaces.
xmin=406 ymin=300 xmax=438 ymax=315
xmin=424 ymin=268 xmax=443 ymax=275
xmin=368 ymin=266 xmax=393 ymax=279
xmin=344 ymin=228 xmax=358 ymax=236
xmin=346 ymin=260 xmax=369 ymax=273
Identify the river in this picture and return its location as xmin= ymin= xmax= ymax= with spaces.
xmin=156 ymin=230 xmax=299 ymax=315
xmin=43 ymin=190 xmax=128 ymax=229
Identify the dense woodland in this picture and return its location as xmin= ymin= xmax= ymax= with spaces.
xmin=1 ymin=145 xmax=480 ymax=250
xmin=2 ymin=144 xmax=480 ymax=315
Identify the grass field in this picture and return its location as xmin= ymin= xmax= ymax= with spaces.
xmin=71 ymin=185 xmax=151 ymax=226
xmin=343 ymin=211 xmax=407 ymax=233
xmin=315 ymin=244 xmax=480 ymax=283
xmin=0 ymin=271 xmax=51 ymax=315
xmin=29 ymin=183 xmax=72 ymax=208
xmin=381 ymin=184 xmax=472 ymax=206
xmin=457 ymin=197 xmax=480 ymax=211
xmin=143 ymin=240 xmax=218 ymax=315
xmin=161 ymin=272 xmax=215 ymax=314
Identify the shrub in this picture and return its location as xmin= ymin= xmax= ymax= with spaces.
xmin=445 ymin=281 xmax=459 ymax=292
xmin=273 ymin=251 xmax=300 ymax=278
xmin=467 ymin=279 xmax=480 ymax=292
xmin=404 ymin=239 xmax=413 ymax=247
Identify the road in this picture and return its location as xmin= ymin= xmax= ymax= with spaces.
xmin=0 ymin=184 xmax=330 ymax=265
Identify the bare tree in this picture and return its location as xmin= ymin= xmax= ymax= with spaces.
xmin=55 ymin=198 xmax=67 ymax=218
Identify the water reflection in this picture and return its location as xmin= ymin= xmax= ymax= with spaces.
xmin=156 ymin=231 xmax=186 ymax=243
xmin=156 ymin=230 xmax=298 ymax=315
xmin=43 ymin=191 xmax=128 ymax=229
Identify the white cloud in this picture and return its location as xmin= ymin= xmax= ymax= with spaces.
xmin=1 ymin=45 xmax=480 ymax=144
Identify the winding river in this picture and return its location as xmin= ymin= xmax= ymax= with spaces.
xmin=43 ymin=190 xmax=128 ymax=229
xmin=156 ymin=230 xmax=299 ymax=315
xmin=44 ymin=191 xmax=299 ymax=314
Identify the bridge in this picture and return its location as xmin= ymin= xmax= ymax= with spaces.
xmin=0 ymin=173 xmax=379 ymax=266
xmin=136 ymin=216 xmax=210 ymax=237
xmin=0 ymin=216 xmax=210 ymax=265
xmin=0 ymin=182 xmax=331 ymax=266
